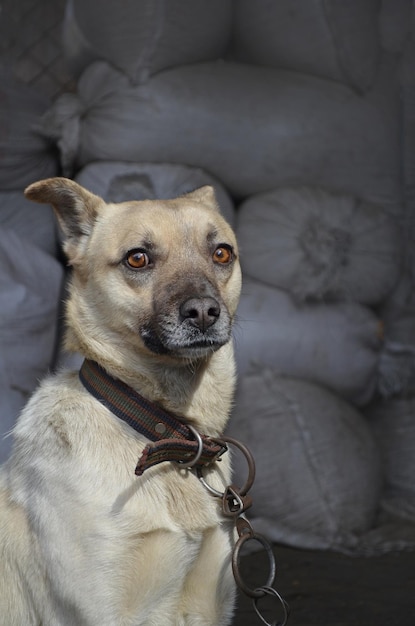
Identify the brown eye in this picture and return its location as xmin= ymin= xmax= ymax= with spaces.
xmin=213 ymin=245 xmax=233 ymax=265
xmin=125 ymin=250 xmax=150 ymax=269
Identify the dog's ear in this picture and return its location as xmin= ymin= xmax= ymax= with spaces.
xmin=25 ymin=177 xmax=103 ymax=264
xmin=24 ymin=177 xmax=102 ymax=238
xmin=182 ymin=185 xmax=219 ymax=211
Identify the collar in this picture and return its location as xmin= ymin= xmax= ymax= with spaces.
xmin=79 ymin=359 xmax=227 ymax=476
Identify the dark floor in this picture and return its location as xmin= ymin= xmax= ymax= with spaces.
xmin=233 ymin=544 xmax=415 ymax=626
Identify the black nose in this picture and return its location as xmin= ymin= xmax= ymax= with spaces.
xmin=180 ymin=297 xmax=221 ymax=331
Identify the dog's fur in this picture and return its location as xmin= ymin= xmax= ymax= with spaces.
xmin=0 ymin=178 xmax=242 ymax=625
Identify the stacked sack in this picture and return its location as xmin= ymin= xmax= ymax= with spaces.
xmin=35 ymin=0 xmax=414 ymax=551
xmin=365 ymin=2 xmax=415 ymax=548
xmin=229 ymin=188 xmax=401 ymax=551
xmin=234 ymin=186 xmax=402 ymax=403
xmin=0 ymin=45 xmax=63 ymax=462
xmin=227 ymin=1 xmax=411 ymax=552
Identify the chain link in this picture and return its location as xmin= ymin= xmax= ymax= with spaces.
xmin=253 ymin=587 xmax=290 ymax=626
xmin=195 ymin=435 xmax=290 ymax=625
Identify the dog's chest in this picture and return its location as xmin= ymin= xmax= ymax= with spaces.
xmin=88 ymin=467 xmax=233 ymax=618
xmin=8 ymin=373 xmax=236 ymax=623
xmin=114 ymin=461 xmax=228 ymax=533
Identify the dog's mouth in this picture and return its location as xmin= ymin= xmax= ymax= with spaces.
xmin=140 ymin=296 xmax=232 ymax=359
xmin=140 ymin=323 xmax=231 ymax=358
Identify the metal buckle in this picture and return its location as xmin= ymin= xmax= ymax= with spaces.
xmin=177 ymin=424 xmax=203 ymax=469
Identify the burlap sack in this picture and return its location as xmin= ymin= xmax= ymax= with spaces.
xmin=75 ymin=161 xmax=235 ymax=226
xmin=227 ymin=370 xmax=381 ymax=551
xmin=235 ymin=278 xmax=381 ymax=405
xmin=236 ymin=186 xmax=402 ymax=304
xmin=42 ymin=61 xmax=401 ymax=210
xmin=63 ymin=0 xmax=232 ymax=83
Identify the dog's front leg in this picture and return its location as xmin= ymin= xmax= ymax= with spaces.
xmin=178 ymin=524 xmax=236 ymax=626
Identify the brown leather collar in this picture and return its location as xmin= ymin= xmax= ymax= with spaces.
xmin=79 ymin=359 xmax=227 ymax=475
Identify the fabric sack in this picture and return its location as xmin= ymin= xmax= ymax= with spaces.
xmin=75 ymin=161 xmax=235 ymax=226
xmin=0 ymin=70 xmax=59 ymax=190
xmin=42 ymin=60 xmax=401 ymax=211
xmin=0 ymin=190 xmax=58 ymax=257
xmin=366 ymin=396 xmax=415 ymax=523
xmin=63 ymin=0 xmax=232 ymax=84
xmin=234 ymin=278 xmax=382 ymax=405
xmin=231 ymin=0 xmax=380 ymax=92
xmin=376 ymin=275 xmax=415 ymax=397
xmin=227 ymin=370 xmax=381 ymax=552
xmin=236 ymin=186 xmax=402 ymax=304
xmin=0 ymin=229 xmax=63 ymax=463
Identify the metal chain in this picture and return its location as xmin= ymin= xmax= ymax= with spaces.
xmin=195 ymin=435 xmax=290 ymax=626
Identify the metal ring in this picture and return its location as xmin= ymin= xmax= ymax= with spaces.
xmin=232 ymin=532 xmax=276 ymax=599
xmin=253 ymin=586 xmax=290 ymax=626
xmin=196 ymin=467 xmax=224 ymax=497
xmin=177 ymin=425 xmax=203 ymax=469
xmin=211 ymin=436 xmax=256 ymax=496
xmin=196 ymin=435 xmax=255 ymax=497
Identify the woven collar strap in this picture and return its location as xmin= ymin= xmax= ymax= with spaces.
xmin=79 ymin=359 xmax=227 ymax=476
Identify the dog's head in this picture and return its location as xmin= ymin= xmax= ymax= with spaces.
xmin=25 ymin=178 xmax=242 ymax=365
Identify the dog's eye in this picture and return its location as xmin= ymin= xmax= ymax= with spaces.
xmin=213 ymin=245 xmax=233 ymax=265
xmin=125 ymin=250 xmax=150 ymax=269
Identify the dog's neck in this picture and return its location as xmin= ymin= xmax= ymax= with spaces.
xmin=68 ymin=331 xmax=236 ymax=436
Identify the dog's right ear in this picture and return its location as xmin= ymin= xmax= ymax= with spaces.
xmin=25 ymin=177 xmax=103 ymax=264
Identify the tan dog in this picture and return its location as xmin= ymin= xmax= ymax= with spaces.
xmin=0 ymin=178 xmax=242 ymax=625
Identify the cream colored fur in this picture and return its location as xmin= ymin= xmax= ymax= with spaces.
xmin=0 ymin=178 xmax=242 ymax=625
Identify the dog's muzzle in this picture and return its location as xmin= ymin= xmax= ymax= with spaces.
xmin=140 ymin=295 xmax=232 ymax=358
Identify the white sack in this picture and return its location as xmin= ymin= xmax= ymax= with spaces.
xmin=236 ymin=187 xmax=402 ymax=304
xmin=75 ymin=161 xmax=235 ymax=226
xmin=366 ymin=396 xmax=415 ymax=522
xmin=42 ymin=61 xmax=401 ymax=210
xmin=0 ymin=229 xmax=63 ymax=463
xmin=232 ymin=0 xmax=380 ymax=92
xmin=64 ymin=0 xmax=232 ymax=84
xmin=227 ymin=371 xmax=381 ymax=551
xmin=376 ymin=275 xmax=415 ymax=397
xmin=0 ymin=190 xmax=58 ymax=256
xmin=0 ymin=70 xmax=59 ymax=190
xmin=235 ymin=279 xmax=381 ymax=405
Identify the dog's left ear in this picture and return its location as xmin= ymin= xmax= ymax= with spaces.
xmin=25 ymin=177 xmax=104 ymax=264
xmin=182 ymin=185 xmax=219 ymax=211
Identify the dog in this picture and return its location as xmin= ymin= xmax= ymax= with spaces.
xmin=0 ymin=178 xmax=242 ymax=625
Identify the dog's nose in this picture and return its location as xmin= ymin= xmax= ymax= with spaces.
xmin=180 ymin=297 xmax=220 ymax=331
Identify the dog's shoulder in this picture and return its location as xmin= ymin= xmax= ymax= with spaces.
xmin=13 ymin=370 xmax=95 ymax=453
xmin=11 ymin=369 xmax=144 ymax=464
